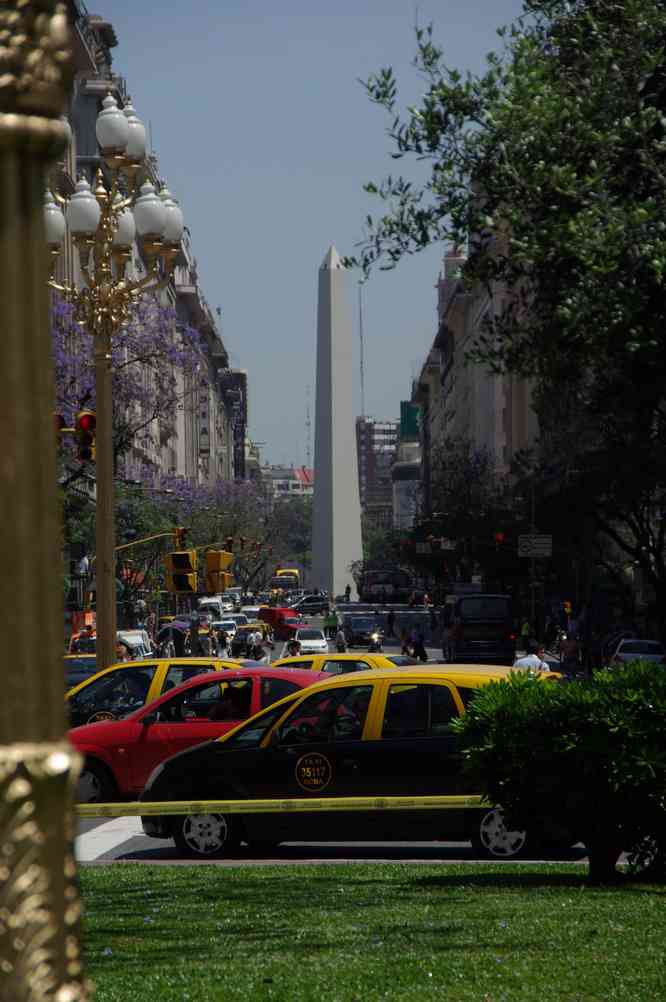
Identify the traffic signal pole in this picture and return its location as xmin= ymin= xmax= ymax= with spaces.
xmin=95 ymin=323 xmax=117 ymax=673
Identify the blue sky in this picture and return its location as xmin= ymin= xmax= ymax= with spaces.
xmin=107 ymin=1 xmax=525 ymax=466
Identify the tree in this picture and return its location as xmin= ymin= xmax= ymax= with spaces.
xmin=52 ymin=294 xmax=205 ymax=473
xmin=348 ymin=0 xmax=666 ymax=634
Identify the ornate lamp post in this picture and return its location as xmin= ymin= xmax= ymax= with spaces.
xmin=45 ymin=94 xmax=184 ymax=672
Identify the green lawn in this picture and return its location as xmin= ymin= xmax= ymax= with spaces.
xmin=81 ymin=864 xmax=666 ymax=1002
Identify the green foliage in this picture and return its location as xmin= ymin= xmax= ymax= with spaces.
xmin=452 ymin=661 xmax=666 ymax=874
xmin=349 ymin=1 xmax=666 ymax=630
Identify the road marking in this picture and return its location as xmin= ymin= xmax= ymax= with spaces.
xmin=76 ymin=816 xmax=144 ymax=861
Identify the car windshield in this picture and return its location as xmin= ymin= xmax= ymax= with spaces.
xmin=297 ymin=630 xmax=324 ymax=640
xmin=222 ymin=695 xmax=301 ymax=748
xmin=457 ymin=597 xmax=510 ymax=620
xmin=620 ymin=641 xmax=663 ymax=655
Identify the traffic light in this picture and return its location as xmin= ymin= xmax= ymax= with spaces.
xmin=173 ymin=526 xmax=188 ymax=549
xmin=204 ymin=550 xmax=234 ymax=593
xmin=75 ymin=410 xmax=96 ymax=462
xmin=563 ymin=600 xmax=573 ymax=616
xmin=165 ymin=550 xmax=198 ymax=593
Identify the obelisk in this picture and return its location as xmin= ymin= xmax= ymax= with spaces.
xmin=311 ymin=246 xmax=363 ymax=598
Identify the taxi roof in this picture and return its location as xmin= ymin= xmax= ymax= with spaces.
xmin=280 ymin=664 xmax=560 ymax=688
xmin=65 ymin=656 xmax=256 ymax=696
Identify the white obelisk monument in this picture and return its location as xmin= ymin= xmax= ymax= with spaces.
xmin=311 ymin=246 xmax=363 ymax=598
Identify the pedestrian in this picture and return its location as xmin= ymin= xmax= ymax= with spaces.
xmin=400 ymin=628 xmax=411 ymax=656
xmin=217 ymin=629 xmax=229 ymax=658
xmin=413 ymin=628 xmax=428 ymax=662
xmin=324 ymin=607 xmax=338 ymax=639
xmin=344 ymin=584 xmax=351 ymax=603
xmin=335 ymin=626 xmax=347 ymax=652
xmin=386 ymin=609 xmax=396 ymax=638
xmin=187 ymin=622 xmax=204 ymax=656
xmin=281 ymin=638 xmax=302 ymax=658
xmin=520 ymin=618 xmax=532 ymax=645
xmin=513 ymin=642 xmax=551 ymax=672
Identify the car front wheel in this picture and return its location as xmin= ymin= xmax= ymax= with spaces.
xmin=471 ymin=808 xmax=529 ymax=859
xmin=77 ymin=759 xmax=116 ymax=803
xmin=173 ymin=813 xmax=238 ymax=858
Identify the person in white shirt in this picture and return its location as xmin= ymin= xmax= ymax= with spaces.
xmin=513 ymin=643 xmax=551 ymax=672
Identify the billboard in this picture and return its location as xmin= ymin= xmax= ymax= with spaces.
xmin=400 ymin=401 xmax=421 ymax=441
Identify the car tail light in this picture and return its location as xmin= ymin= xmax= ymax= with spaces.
xmin=507 ymin=632 xmax=516 ymax=641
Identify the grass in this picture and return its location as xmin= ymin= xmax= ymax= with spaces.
xmin=80 ymin=863 xmax=666 ymax=1002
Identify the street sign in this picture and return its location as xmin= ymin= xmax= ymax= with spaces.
xmin=518 ymin=534 xmax=552 ymax=557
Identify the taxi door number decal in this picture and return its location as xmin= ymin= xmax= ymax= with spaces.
xmin=295 ymin=752 xmax=332 ymax=792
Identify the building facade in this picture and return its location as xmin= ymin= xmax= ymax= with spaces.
xmin=356 ymin=417 xmax=399 ymax=529
xmin=57 ymin=2 xmax=246 ymax=487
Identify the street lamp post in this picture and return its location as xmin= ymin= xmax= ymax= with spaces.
xmin=45 ymin=94 xmax=184 ymax=671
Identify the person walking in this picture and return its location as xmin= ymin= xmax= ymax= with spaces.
xmin=324 ymin=607 xmax=338 ymax=639
xmin=335 ymin=626 xmax=347 ymax=653
xmin=344 ymin=584 xmax=351 ymax=603
xmin=513 ymin=642 xmax=551 ymax=672
xmin=412 ymin=628 xmax=428 ymax=662
xmin=400 ymin=628 xmax=411 ymax=656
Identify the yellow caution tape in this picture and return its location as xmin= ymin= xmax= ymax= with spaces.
xmin=76 ymin=793 xmax=485 ymax=819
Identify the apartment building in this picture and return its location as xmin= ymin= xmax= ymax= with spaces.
xmin=356 ymin=417 xmax=399 ymax=529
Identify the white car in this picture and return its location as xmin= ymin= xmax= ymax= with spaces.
xmin=294 ymin=627 xmax=329 ymax=654
xmin=241 ymin=605 xmax=262 ymax=620
xmin=211 ymin=619 xmax=237 ymax=640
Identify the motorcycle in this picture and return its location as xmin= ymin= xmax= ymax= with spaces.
xmin=368 ymin=630 xmax=384 ymax=653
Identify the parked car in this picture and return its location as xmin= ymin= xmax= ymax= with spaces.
xmin=293 ymin=628 xmax=328 ymax=654
xmin=140 ymin=666 xmax=563 ymax=859
xmin=609 ymin=638 xmax=665 ymax=666
xmin=273 ymin=652 xmax=420 ymax=675
xmin=71 ymin=666 xmax=327 ymax=802
xmin=290 ymin=594 xmax=330 ymax=615
xmin=66 ymin=657 xmax=261 ymax=728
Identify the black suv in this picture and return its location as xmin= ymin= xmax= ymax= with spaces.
xmin=445 ymin=594 xmax=515 ymax=665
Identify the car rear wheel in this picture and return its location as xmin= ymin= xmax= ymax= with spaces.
xmin=77 ymin=759 xmax=116 ymax=803
xmin=173 ymin=813 xmax=238 ymax=858
xmin=471 ymin=808 xmax=529 ymax=859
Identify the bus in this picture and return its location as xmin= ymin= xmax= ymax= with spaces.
xmin=269 ymin=568 xmax=300 ymax=593
xmin=358 ymin=567 xmax=413 ymax=604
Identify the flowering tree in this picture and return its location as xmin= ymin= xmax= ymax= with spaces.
xmin=51 ymin=293 xmax=205 ymax=471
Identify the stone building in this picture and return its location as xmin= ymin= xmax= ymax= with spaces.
xmin=56 ymin=1 xmax=245 ymax=486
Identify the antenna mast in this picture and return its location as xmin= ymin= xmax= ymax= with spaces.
xmin=305 ymin=384 xmax=312 ymax=468
xmin=358 ymin=283 xmax=366 ymax=419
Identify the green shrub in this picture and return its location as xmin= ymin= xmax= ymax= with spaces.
xmin=451 ymin=661 xmax=666 ymax=881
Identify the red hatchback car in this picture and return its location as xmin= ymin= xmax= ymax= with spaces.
xmin=70 ymin=666 xmax=327 ymax=802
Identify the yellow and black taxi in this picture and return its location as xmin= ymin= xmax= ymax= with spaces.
xmin=272 ymin=652 xmax=419 ymax=674
xmin=66 ymin=657 xmax=262 ymax=728
xmin=140 ymin=666 xmax=561 ymax=860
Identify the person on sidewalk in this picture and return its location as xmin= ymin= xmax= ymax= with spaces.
xmin=513 ymin=642 xmax=551 ymax=672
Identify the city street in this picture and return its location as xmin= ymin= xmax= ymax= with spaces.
xmin=75 ymin=814 xmax=589 ymax=866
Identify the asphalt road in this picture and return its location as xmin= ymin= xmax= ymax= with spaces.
xmin=75 ymin=815 xmax=589 ymax=866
